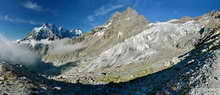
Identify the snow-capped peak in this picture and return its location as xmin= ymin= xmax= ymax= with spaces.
xmin=21 ymin=24 xmax=83 ymax=41
xmin=70 ymin=29 xmax=83 ymax=36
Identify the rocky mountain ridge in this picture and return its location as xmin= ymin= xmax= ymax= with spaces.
xmin=19 ymin=23 xmax=82 ymax=42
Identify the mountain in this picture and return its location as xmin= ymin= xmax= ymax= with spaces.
xmin=17 ymin=24 xmax=83 ymax=55
xmin=43 ymin=8 xmax=202 ymax=74
xmin=43 ymin=8 xmax=220 ymax=89
xmin=2 ymin=8 xmax=220 ymax=95
xmin=43 ymin=8 xmax=149 ymax=64
xmin=20 ymin=23 xmax=82 ymax=41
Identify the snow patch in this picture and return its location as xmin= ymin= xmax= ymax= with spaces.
xmin=85 ymin=20 xmax=203 ymax=72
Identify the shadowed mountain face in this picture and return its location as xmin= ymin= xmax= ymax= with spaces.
xmin=1 ymin=8 xmax=220 ymax=95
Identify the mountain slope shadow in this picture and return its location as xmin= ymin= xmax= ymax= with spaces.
xmin=29 ymin=61 xmax=78 ymax=76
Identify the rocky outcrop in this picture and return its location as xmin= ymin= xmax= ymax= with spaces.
xmin=0 ymin=61 xmax=44 ymax=95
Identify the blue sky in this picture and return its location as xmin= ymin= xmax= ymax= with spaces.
xmin=0 ymin=0 xmax=219 ymax=40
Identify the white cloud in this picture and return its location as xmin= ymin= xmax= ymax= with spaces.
xmin=116 ymin=0 xmax=140 ymax=8
xmin=95 ymin=5 xmax=125 ymax=16
xmin=0 ymin=34 xmax=40 ymax=66
xmin=23 ymin=1 xmax=43 ymax=11
xmin=85 ymin=0 xmax=141 ymax=27
xmin=49 ymin=40 xmax=87 ymax=54
xmin=87 ymin=4 xmax=125 ymax=22
xmin=132 ymin=0 xmax=140 ymax=8
xmin=22 ymin=1 xmax=56 ymax=16
xmin=0 ymin=15 xmax=42 ymax=25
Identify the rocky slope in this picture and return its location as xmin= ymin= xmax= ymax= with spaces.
xmin=2 ymin=8 xmax=220 ymax=95
xmin=0 ymin=61 xmax=48 ymax=95
xmin=43 ymin=8 xmax=205 ymax=84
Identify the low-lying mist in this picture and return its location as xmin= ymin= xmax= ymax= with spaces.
xmin=0 ymin=34 xmax=40 ymax=66
xmin=48 ymin=39 xmax=86 ymax=54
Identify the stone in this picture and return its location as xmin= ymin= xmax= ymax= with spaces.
xmin=0 ymin=63 xmax=6 ymax=72
xmin=0 ymin=77 xmax=4 ymax=81
xmin=54 ymin=86 xmax=61 ymax=90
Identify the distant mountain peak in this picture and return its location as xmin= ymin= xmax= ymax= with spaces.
xmin=112 ymin=7 xmax=138 ymax=19
xmin=124 ymin=7 xmax=138 ymax=15
xmin=205 ymin=10 xmax=220 ymax=18
xmin=42 ymin=23 xmax=49 ymax=27
xmin=196 ymin=10 xmax=220 ymax=20
xmin=21 ymin=23 xmax=83 ymax=41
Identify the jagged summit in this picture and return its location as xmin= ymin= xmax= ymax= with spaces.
xmin=21 ymin=23 xmax=83 ymax=41
xmin=112 ymin=7 xmax=138 ymax=18
xmin=194 ymin=10 xmax=220 ymax=27
xmin=196 ymin=10 xmax=220 ymax=20
xmin=99 ymin=7 xmax=149 ymax=40
xmin=203 ymin=10 xmax=220 ymax=18
xmin=124 ymin=7 xmax=138 ymax=15
xmin=111 ymin=7 xmax=147 ymax=22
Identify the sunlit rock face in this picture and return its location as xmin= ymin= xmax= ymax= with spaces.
xmin=41 ymin=8 xmax=208 ymax=84
xmin=86 ymin=21 xmax=203 ymax=72
xmin=42 ymin=8 xmax=150 ymax=65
